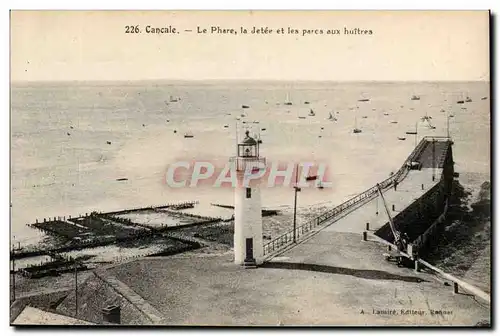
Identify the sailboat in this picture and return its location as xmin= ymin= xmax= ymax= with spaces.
xmin=284 ymin=92 xmax=292 ymax=106
xmin=169 ymin=95 xmax=179 ymax=103
xmin=328 ymin=112 xmax=337 ymax=121
xmin=420 ymin=110 xmax=432 ymax=122
xmin=465 ymin=96 xmax=472 ymax=103
xmin=422 ymin=118 xmax=436 ymax=129
xmin=353 ymin=115 xmax=362 ymax=134
xmin=411 ymin=95 xmax=420 ymax=101
xmin=184 ymin=131 xmax=194 ymax=138
xmin=308 ymin=109 xmax=315 ymax=116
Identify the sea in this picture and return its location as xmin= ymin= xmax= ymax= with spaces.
xmin=10 ymin=80 xmax=490 ymax=246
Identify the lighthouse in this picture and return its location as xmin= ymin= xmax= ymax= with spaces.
xmin=233 ymin=130 xmax=266 ymax=267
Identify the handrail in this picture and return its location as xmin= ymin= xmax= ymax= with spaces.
xmin=366 ymin=231 xmax=489 ymax=304
xmin=263 ymin=137 xmax=450 ymax=256
xmin=417 ymin=259 xmax=490 ymax=304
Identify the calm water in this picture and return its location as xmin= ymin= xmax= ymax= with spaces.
xmin=11 ymin=81 xmax=490 ymax=245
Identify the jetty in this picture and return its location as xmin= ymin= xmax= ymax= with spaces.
xmin=16 ymin=135 xmax=489 ymax=326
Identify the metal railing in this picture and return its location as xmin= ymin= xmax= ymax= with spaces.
xmin=263 ymin=136 xmax=451 ymax=256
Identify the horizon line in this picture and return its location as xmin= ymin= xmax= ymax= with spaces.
xmin=10 ymin=78 xmax=490 ymax=85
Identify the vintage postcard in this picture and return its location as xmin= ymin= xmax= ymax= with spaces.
xmin=10 ymin=10 xmax=491 ymax=326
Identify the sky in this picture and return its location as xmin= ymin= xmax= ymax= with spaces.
xmin=10 ymin=10 xmax=490 ymax=82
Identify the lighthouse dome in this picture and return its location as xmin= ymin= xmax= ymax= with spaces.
xmin=241 ymin=130 xmax=257 ymax=145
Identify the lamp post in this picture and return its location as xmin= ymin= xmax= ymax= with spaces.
xmin=414 ymin=121 xmax=418 ymax=147
xmin=293 ymin=164 xmax=300 ymax=243
xmin=447 ymin=110 xmax=451 ymax=139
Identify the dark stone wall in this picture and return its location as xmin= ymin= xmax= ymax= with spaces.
xmin=375 ymin=141 xmax=454 ymax=255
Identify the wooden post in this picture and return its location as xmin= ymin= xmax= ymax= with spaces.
xmin=362 ymin=231 xmax=367 ymax=241
xmin=392 ymin=204 xmax=395 ymax=211
xmin=365 ymin=222 xmax=370 ymax=231
xmin=421 ymin=184 xmax=424 ymax=190
xmin=387 ymin=245 xmax=392 ymax=252
xmin=414 ymin=259 xmax=419 ymax=273
xmin=453 ymin=282 xmax=459 ymax=294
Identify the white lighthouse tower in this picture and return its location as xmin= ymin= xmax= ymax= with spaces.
xmin=233 ymin=130 xmax=266 ymax=267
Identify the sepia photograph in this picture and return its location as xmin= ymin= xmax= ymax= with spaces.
xmin=9 ymin=10 xmax=491 ymax=326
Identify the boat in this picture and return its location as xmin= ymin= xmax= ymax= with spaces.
xmin=482 ymin=96 xmax=488 ymax=100
xmin=411 ymin=95 xmax=420 ymax=101
xmin=465 ymin=96 xmax=472 ymax=103
xmin=242 ymin=105 xmax=250 ymax=109
xmin=327 ymin=112 xmax=337 ymax=121
xmin=116 ymin=178 xmax=128 ymax=182
xmin=449 ymin=114 xmax=454 ymax=118
xmin=457 ymin=100 xmax=464 ymax=104
xmin=304 ymin=101 xmax=310 ymax=105
xmin=440 ymin=109 xmax=445 ymax=112
xmin=241 ymin=114 xmax=246 ymax=117
xmin=362 ymin=116 xmax=368 ymax=119
xmin=106 ymin=141 xmax=112 ymax=145
xmin=224 ymin=125 xmax=229 ymax=128
xmin=358 ymin=98 xmax=370 ymax=102
xmin=422 ymin=119 xmax=436 ymax=129
xmin=284 ymin=93 xmax=292 ymax=106
xmin=398 ymin=137 xmax=406 ymax=141
xmin=406 ymin=131 xmax=417 ymax=135
xmin=261 ymin=128 xmax=266 ymax=131
xmin=308 ymin=109 xmax=316 ymax=116
xmin=298 ymin=116 xmax=306 ymax=119
xmin=169 ymin=95 xmax=179 ymax=103
xmin=184 ymin=132 xmax=194 ymax=138
xmin=253 ymin=121 xmax=260 ymax=124
xmin=257 ymin=139 xmax=263 ymax=144
xmin=384 ymin=113 xmax=389 ymax=116
xmin=390 ymin=121 xmax=398 ymax=124
xmin=352 ymin=115 xmax=362 ymax=134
